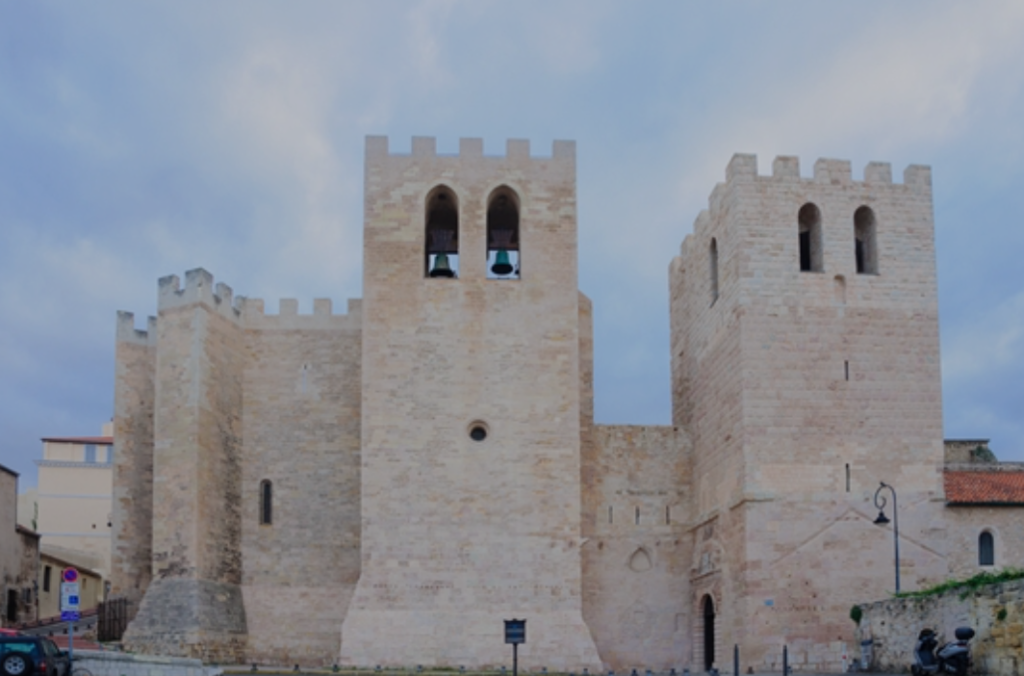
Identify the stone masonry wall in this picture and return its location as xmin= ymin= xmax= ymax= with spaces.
xmin=857 ymin=579 xmax=1024 ymax=676
xmin=1 ymin=467 xmax=19 ymax=626
xmin=2 ymin=468 xmax=39 ymax=626
xmin=17 ymin=529 xmax=39 ymax=622
xmin=944 ymin=503 xmax=1024 ymax=579
xmin=240 ymin=298 xmax=362 ymax=666
xmin=581 ymin=425 xmax=692 ymax=671
xmin=111 ymin=311 xmax=156 ymax=607
xmin=343 ymin=136 xmax=601 ymax=670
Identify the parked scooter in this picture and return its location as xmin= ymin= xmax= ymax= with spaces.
xmin=911 ymin=627 xmax=974 ymax=676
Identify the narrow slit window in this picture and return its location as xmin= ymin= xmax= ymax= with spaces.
xmin=609 ymin=506 xmax=613 ymax=524
xmin=798 ymin=203 xmax=823 ymax=272
xmin=709 ymin=238 xmax=719 ymax=304
xmin=635 ymin=506 xmax=640 ymax=525
xmin=425 ymin=186 xmax=459 ymax=278
xmin=666 ymin=505 xmax=671 ymax=524
xmin=979 ymin=531 xmax=994 ymax=566
xmin=854 ymin=206 xmax=878 ymax=274
xmin=845 ymin=464 xmax=850 ymax=492
xmin=845 ymin=360 xmax=850 ymax=381
xmin=259 ymin=480 xmax=273 ymax=525
xmin=486 ymin=186 xmax=521 ymax=279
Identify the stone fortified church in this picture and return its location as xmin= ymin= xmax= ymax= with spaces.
xmin=109 ymin=137 xmax=1022 ymax=672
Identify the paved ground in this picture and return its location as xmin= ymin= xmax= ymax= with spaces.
xmin=219 ymin=669 xmax=904 ymax=676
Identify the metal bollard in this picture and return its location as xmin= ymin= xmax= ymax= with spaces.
xmin=734 ymin=644 xmax=739 ymax=676
xmin=783 ymin=646 xmax=789 ymax=676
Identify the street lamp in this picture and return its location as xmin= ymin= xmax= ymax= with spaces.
xmin=873 ymin=481 xmax=900 ymax=594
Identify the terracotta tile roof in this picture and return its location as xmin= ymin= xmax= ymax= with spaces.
xmin=945 ymin=470 xmax=1024 ymax=505
xmin=40 ymin=436 xmax=113 ymax=444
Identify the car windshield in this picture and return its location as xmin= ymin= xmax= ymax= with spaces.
xmin=0 ymin=641 xmax=41 ymax=657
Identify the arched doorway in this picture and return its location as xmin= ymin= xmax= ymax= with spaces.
xmin=702 ymin=594 xmax=716 ymax=671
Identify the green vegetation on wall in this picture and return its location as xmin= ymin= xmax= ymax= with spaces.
xmin=896 ymin=568 xmax=1024 ymax=600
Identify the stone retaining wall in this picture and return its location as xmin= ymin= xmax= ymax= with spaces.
xmin=855 ymin=579 xmax=1023 ymax=676
xmin=73 ymin=650 xmax=223 ymax=676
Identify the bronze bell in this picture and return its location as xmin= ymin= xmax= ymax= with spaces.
xmin=429 ymin=253 xmax=455 ymax=278
xmin=491 ymin=250 xmax=513 ymax=276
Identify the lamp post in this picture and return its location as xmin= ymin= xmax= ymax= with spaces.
xmin=873 ymin=481 xmax=900 ymax=594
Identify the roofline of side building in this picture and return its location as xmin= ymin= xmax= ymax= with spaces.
xmin=15 ymin=524 xmax=40 ymax=539
xmin=39 ymin=436 xmax=113 ymax=444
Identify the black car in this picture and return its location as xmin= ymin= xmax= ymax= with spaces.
xmin=0 ymin=636 xmax=70 ymax=676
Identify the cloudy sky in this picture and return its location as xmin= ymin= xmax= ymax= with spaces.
xmin=2 ymin=1 xmax=1023 ymax=486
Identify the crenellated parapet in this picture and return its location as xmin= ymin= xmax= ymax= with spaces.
xmin=116 ymin=311 xmax=157 ymax=346
xmin=158 ymin=268 xmax=242 ymax=322
xmin=239 ymin=297 xmax=361 ymax=331
xmin=151 ymin=267 xmax=361 ymax=330
xmin=365 ymin=135 xmax=575 ymax=162
xmin=684 ymin=153 xmax=932 ymax=253
xmin=720 ymin=152 xmax=929 ymax=188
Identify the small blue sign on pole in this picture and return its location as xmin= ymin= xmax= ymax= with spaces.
xmin=504 ymin=619 xmax=526 ymax=676
xmin=504 ymin=619 xmax=526 ymax=645
xmin=61 ymin=611 xmax=80 ymax=622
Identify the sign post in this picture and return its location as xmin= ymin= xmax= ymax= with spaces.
xmin=504 ymin=619 xmax=526 ymax=676
xmin=60 ymin=568 xmax=80 ymax=660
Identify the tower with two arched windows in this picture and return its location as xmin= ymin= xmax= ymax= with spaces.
xmin=670 ymin=153 xmax=944 ymax=673
xmin=348 ymin=136 xmax=600 ymax=669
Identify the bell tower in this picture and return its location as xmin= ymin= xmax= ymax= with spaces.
xmin=341 ymin=136 xmax=601 ymax=670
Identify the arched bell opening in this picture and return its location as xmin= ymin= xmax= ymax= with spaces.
xmin=425 ymin=185 xmax=459 ymax=278
xmin=486 ymin=186 xmax=520 ymax=279
xmin=854 ymin=205 xmax=878 ymax=274
xmin=798 ymin=202 xmax=823 ymax=272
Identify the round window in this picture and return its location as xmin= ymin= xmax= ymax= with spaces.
xmin=468 ymin=421 xmax=489 ymax=442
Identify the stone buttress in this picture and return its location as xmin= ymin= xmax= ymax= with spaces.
xmin=121 ymin=270 xmax=248 ymax=662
